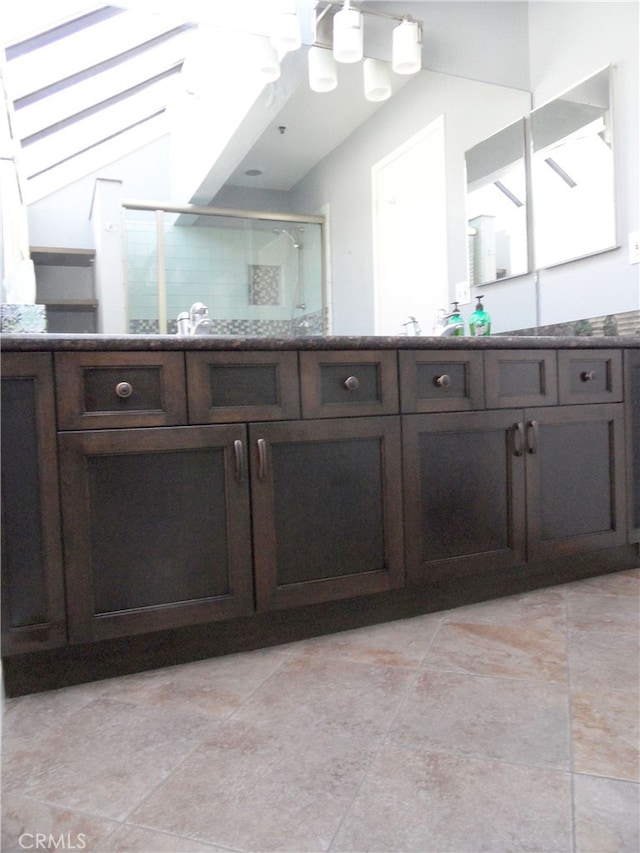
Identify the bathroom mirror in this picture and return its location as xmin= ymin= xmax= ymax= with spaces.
xmin=465 ymin=118 xmax=529 ymax=285
xmin=530 ymin=66 xmax=616 ymax=269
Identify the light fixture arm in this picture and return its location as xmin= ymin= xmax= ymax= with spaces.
xmin=316 ymin=1 xmax=422 ymax=27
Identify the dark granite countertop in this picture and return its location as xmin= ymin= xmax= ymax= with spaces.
xmin=1 ymin=333 xmax=638 ymax=352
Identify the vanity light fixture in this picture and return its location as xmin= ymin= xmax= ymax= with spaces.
xmin=332 ymin=0 xmax=364 ymax=63
xmin=308 ymin=45 xmax=338 ymax=92
xmin=270 ymin=0 xmax=302 ymax=53
xmin=364 ymin=58 xmax=392 ymax=102
xmin=262 ymin=2 xmax=423 ymax=100
xmin=392 ymin=18 xmax=423 ymax=75
xmin=256 ymin=35 xmax=281 ymax=82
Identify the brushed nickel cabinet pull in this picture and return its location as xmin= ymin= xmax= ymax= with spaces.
xmin=115 ymin=381 xmax=133 ymax=399
xmin=344 ymin=375 xmax=360 ymax=391
xmin=513 ymin=422 xmax=525 ymax=457
xmin=233 ymin=439 xmax=244 ymax=480
xmin=526 ymin=419 xmax=539 ymax=454
xmin=434 ymin=374 xmax=451 ymax=388
xmin=581 ymin=370 xmax=596 ymax=382
xmin=257 ymin=438 xmax=267 ymax=480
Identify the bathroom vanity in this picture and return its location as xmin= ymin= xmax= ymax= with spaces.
xmin=2 ymin=334 xmax=639 ymax=695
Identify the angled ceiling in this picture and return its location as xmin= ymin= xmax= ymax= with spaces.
xmin=2 ymin=4 xmax=201 ymax=199
xmin=2 ymin=2 xmax=531 ymax=204
xmin=1 ymin=1 xmax=425 ymax=203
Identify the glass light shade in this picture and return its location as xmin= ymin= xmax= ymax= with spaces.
xmin=333 ymin=5 xmax=363 ymax=64
xmin=363 ymin=58 xmax=391 ymax=102
xmin=271 ymin=11 xmax=301 ymax=53
xmin=308 ymin=46 xmax=338 ymax=93
xmin=256 ymin=37 xmax=281 ymax=82
xmin=392 ymin=19 xmax=422 ymax=74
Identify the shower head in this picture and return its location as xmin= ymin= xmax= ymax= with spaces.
xmin=272 ymin=228 xmax=301 ymax=248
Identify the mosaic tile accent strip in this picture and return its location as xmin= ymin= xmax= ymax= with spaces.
xmin=0 ymin=303 xmax=47 ymax=333
xmin=248 ymin=265 xmax=282 ymax=306
xmin=209 ymin=310 xmax=326 ymax=338
xmin=128 ymin=311 xmax=326 ymax=337
xmin=501 ymin=309 xmax=640 ymax=337
xmin=129 ymin=319 xmax=160 ymax=334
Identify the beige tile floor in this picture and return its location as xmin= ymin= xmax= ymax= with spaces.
xmin=2 ymin=568 xmax=639 ymax=852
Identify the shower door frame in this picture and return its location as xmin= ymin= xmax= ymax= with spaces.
xmin=121 ymin=200 xmax=327 ymax=335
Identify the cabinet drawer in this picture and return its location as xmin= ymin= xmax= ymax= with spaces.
xmin=399 ymin=350 xmax=484 ymax=412
xmin=55 ymin=352 xmax=187 ymax=429
xmin=484 ymin=351 xmax=558 ymax=408
xmin=299 ymin=351 xmax=398 ymax=418
xmin=558 ymin=350 xmax=623 ymax=404
xmin=186 ymin=351 xmax=300 ymax=423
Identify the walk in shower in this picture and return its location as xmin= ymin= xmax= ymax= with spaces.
xmin=123 ymin=202 xmax=326 ymax=336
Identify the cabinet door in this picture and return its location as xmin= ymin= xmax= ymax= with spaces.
xmin=402 ymin=410 xmax=526 ymax=584
xmin=625 ymin=349 xmax=640 ymax=542
xmin=1 ymin=353 xmax=67 ymax=654
xmin=58 ymin=425 xmax=253 ymax=641
xmin=525 ymin=403 xmax=627 ymax=560
xmin=250 ymin=417 xmax=404 ymax=610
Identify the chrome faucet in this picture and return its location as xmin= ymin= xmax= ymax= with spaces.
xmin=190 ymin=303 xmax=211 ymax=334
xmin=433 ymin=308 xmax=463 ymax=336
xmin=401 ymin=316 xmax=421 ymax=336
xmin=176 ymin=303 xmax=213 ymax=334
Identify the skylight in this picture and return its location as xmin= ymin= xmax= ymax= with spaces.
xmin=2 ymin=0 xmax=293 ymax=202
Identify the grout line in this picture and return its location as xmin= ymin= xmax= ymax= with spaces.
xmin=562 ymin=581 xmax=579 ymax=853
xmin=325 ymin=613 xmax=445 ymax=852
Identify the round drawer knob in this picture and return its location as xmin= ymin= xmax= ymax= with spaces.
xmin=580 ymin=371 xmax=596 ymax=382
xmin=344 ymin=375 xmax=360 ymax=391
xmin=434 ymin=374 xmax=452 ymax=388
xmin=115 ymin=381 xmax=133 ymax=399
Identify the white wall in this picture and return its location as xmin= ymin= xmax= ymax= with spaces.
xmin=290 ymin=71 xmax=530 ymax=334
xmin=24 ymin=2 xmax=639 ymax=335
xmin=486 ymin=0 xmax=639 ymax=332
xmin=28 ymin=136 xmax=171 ymax=249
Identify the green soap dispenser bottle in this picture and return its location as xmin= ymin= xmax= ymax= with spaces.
xmin=469 ymin=295 xmax=491 ymax=336
xmin=447 ymin=302 xmax=464 ymax=336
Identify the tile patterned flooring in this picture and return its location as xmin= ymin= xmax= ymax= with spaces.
xmin=2 ymin=568 xmax=639 ymax=852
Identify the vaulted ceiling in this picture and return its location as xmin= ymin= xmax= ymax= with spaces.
xmin=1 ymin=2 xmax=531 ymax=204
xmin=3 ymin=1 xmax=409 ymax=203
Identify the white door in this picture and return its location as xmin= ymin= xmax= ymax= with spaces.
xmin=372 ymin=116 xmax=448 ymax=336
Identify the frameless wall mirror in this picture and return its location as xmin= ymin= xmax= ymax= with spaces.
xmin=465 ymin=118 xmax=529 ymax=286
xmin=531 ymin=66 xmax=615 ymax=269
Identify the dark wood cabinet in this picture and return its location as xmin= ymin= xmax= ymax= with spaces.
xmin=1 ymin=341 xmax=636 ymax=695
xmin=403 ymin=403 xmax=626 ymax=584
xmin=485 ymin=350 xmax=558 ymax=408
xmin=402 ymin=410 xmax=526 ymax=583
xmin=399 ymin=350 xmax=484 ymax=413
xmin=558 ymin=349 xmax=623 ymax=404
xmin=186 ymin=351 xmax=300 ymax=423
xmin=58 ymin=424 xmax=254 ymax=641
xmin=624 ymin=349 xmax=640 ymax=542
xmin=299 ymin=351 xmax=398 ymax=418
xmin=249 ymin=416 xmax=405 ymax=610
xmin=1 ymin=354 xmax=67 ymax=654
xmin=55 ymin=351 xmax=187 ymax=429
xmin=525 ymin=403 xmax=626 ymax=559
